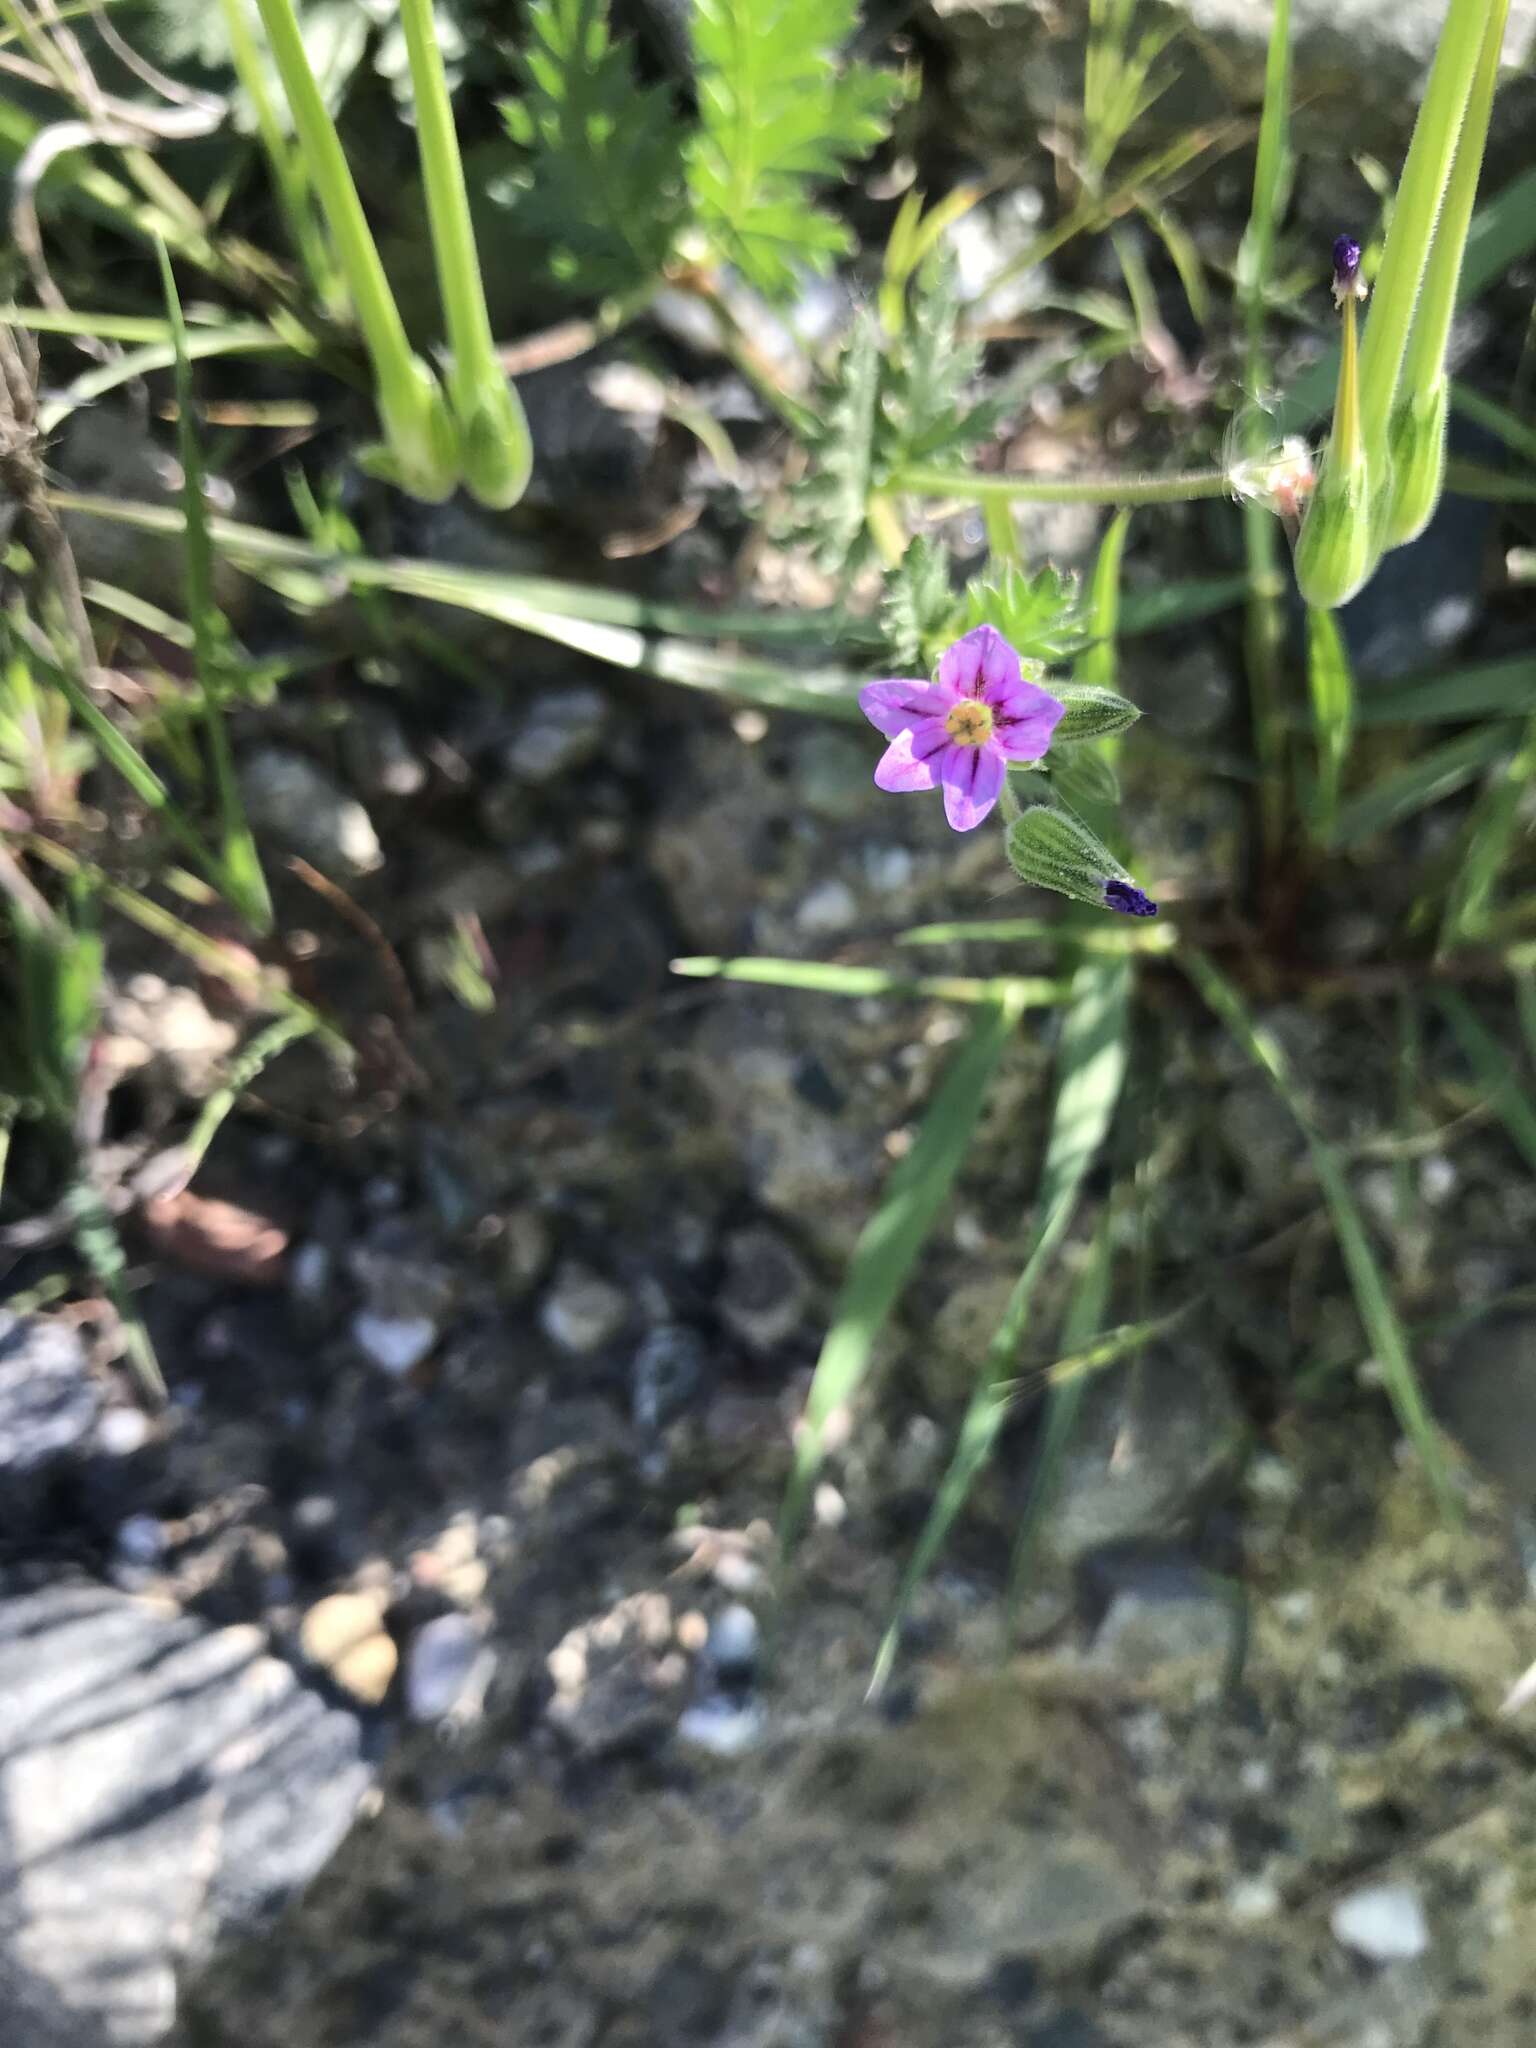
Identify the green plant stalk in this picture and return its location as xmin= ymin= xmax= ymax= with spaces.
xmin=1357 ymin=0 xmax=1496 ymax=491
xmin=397 ymin=0 xmax=531 ymax=508
xmin=252 ymin=0 xmax=457 ymax=498
xmin=1294 ymin=292 xmax=1372 ymax=608
xmin=216 ymin=0 xmax=337 ymax=305
xmin=1235 ymin=0 xmax=1292 ymax=870
xmin=1381 ymin=0 xmax=1510 ymax=547
xmin=158 ymin=242 xmax=273 ymax=934
xmin=893 ymin=463 xmax=1230 ymax=504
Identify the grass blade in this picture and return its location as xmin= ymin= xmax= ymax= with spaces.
xmin=1437 ymin=718 xmax=1536 ymax=946
xmin=1330 ymin=723 xmax=1513 ymax=849
xmin=1186 ymin=950 xmax=1458 ymax=1517
xmin=1077 ymin=508 xmax=1131 ymax=692
xmin=1354 ymin=656 xmax=1536 ymax=726
xmin=671 ymin=955 xmax=1067 ymax=1006
xmin=781 ymin=990 xmax=1026 ymax=1549
xmin=158 ymin=243 xmax=272 ymax=933
xmin=897 ymin=916 xmax=1173 ymax=954
xmin=1438 ymin=989 xmax=1536 ymax=1175
xmin=870 ymin=957 xmax=1132 ymax=1695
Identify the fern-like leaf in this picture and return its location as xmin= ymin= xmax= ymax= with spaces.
xmin=962 ymin=563 xmax=1087 ymax=665
xmin=879 ymin=537 xmax=959 ymax=670
xmin=688 ymin=0 xmax=901 ymax=302
xmin=502 ymin=0 xmax=685 ymax=296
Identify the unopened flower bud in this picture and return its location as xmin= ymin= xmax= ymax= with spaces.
xmin=1006 ymin=804 xmax=1157 ymax=917
xmin=1331 ymin=234 xmax=1366 ymax=309
xmin=1296 ymin=247 xmax=1374 ymax=609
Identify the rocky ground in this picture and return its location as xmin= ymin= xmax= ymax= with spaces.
xmin=5 ymin=2 xmax=1536 ymax=2042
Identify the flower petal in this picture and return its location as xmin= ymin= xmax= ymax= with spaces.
xmin=939 ymin=624 xmax=1021 ymax=700
xmin=859 ymin=679 xmax=955 ymax=739
xmin=939 ymin=740 xmax=1006 ymax=831
xmin=874 ymin=719 xmax=949 ymax=792
xmin=993 ymin=684 xmax=1066 ymax=762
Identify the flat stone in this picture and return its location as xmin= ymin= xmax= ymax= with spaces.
xmin=0 ymin=1315 xmax=100 ymax=1493
xmin=239 ymin=748 xmax=382 ymax=882
xmin=0 ymin=1576 xmax=370 ymax=2045
xmin=540 ymin=1263 xmax=629 ymax=1357
xmin=405 ymin=1614 xmax=494 ymax=1725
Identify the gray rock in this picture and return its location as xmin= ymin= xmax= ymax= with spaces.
xmin=0 ymin=1316 xmax=101 ymax=1503
xmin=1330 ymin=1882 xmax=1431 ymax=1963
xmin=922 ymin=0 xmax=1536 ymax=168
xmin=502 ymin=685 xmax=611 ymax=786
xmin=1432 ymin=1315 xmax=1536 ymax=1507
xmin=405 ymin=1614 xmax=494 ymax=1725
xmin=1046 ymin=1345 xmax=1245 ymax=1566
xmin=631 ymin=1323 xmax=710 ymax=1432
xmin=239 ymin=749 xmax=382 ymax=881
xmin=676 ymin=1694 xmax=767 ymax=1758
xmin=350 ymin=1311 xmax=440 ymax=1377
xmin=1084 ymin=1556 xmax=1243 ymax=1688
xmin=0 ymin=1576 xmax=370 ymax=2046
xmin=540 ymin=1263 xmax=629 ymax=1357
xmin=717 ymin=1224 xmax=815 ymax=1357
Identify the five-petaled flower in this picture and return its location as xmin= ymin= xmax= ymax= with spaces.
xmin=858 ymin=625 xmax=1064 ymax=832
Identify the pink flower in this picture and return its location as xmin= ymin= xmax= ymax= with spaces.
xmin=858 ymin=625 xmax=1065 ymax=832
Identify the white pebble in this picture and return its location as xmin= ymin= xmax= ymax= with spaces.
xmin=677 ymin=1696 xmax=766 ymax=1758
xmin=406 ymin=1613 xmax=493 ymax=1723
xmin=96 ymin=1407 xmax=151 ymax=1457
xmin=1330 ymin=1883 xmax=1430 ymax=1962
xmin=795 ymin=878 xmax=859 ymax=935
xmin=1228 ymin=1877 xmax=1281 ymax=1922
xmin=707 ymin=1604 xmax=760 ymax=1674
xmin=352 ymin=1311 xmax=439 ymax=1376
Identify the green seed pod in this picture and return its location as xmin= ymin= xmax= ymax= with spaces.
xmin=458 ymin=376 xmax=535 ymax=512
xmin=1377 ymin=377 xmax=1448 ymax=551
xmin=378 ymin=355 xmax=461 ymax=503
xmin=1006 ymin=804 xmax=1156 ymax=917
xmin=1049 ymin=684 xmax=1142 ymax=744
xmin=1294 ymin=294 xmax=1375 ymax=610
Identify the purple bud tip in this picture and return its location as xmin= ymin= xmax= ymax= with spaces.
xmin=1331 ymin=234 xmax=1363 ymax=307
xmin=1104 ymin=878 xmax=1158 ymax=918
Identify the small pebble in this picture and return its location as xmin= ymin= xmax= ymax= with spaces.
xmin=540 ymin=1263 xmax=628 ymax=1356
xmin=706 ymin=1603 xmax=760 ymax=1678
xmin=300 ymin=1591 xmax=397 ymax=1706
xmin=677 ymin=1695 xmax=766 ymax=1758
xmin=115 ymin=1514 xmax=166 ymax=1566
xmin=352 ymin=1311 xmax=440 ymax=1377
xmin=406 ymin=1612 xmax=493 ymax=1724
xmin=96 ymin=1406 xmax=152 ymax=1457
xmin=1330 ymin=1883 xmax=1430 ymax=1963
xmin=795 ymin=878 xmax=858 ymax=935
xmin=1228 ymin=1877 xmax=1281 ymax=1922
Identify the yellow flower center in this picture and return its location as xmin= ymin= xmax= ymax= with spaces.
xmin=944 ymin=699 xmax=994 ymax=747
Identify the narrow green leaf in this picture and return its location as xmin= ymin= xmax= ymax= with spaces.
xmin=782 ymin=991 xmax=1025 ymax=1548
xmin=1438 ymin=718 xmax=1536 ymax=945
xmin=871 ymin=957 xmax=1132 ymax=1695
xmin=1438 ymin=989 xmax=1536 ymax=1176
xmin=1330 ymin=723 xmax=1513 ymax=849
xmin=1354 ymin=656 xmax=1536 ymax=726
xmin=1186 ymin=950 xmax=1459 ymax=1518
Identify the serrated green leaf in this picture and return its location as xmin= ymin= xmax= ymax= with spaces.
xmin=879 ymin=537 xmax=959 ymax=669
xmin=502 ymin=0 xmax=686 ymax=296
xmin=787 ymin=314 xmax=881 ymax=573
xmin=687 ymin=0 xmax=901 ymax=301
xmin=961 ymin=562 xmax=1086 ymax=664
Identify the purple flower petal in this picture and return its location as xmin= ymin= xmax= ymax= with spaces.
xmin=993 ymin=685 xmax=1065 ymax=762
xmin=938 ymin=625 xmax=1021 ymax=700
xmin=859 ymin=679 xmax=956 ymax=739
xmin=874 ymin=719 xmax=950 ymax=792
xmin=939 ymin=740 xmax=1005 ymax=831
xmin=1104 ymin=878 xmax=1158 ymax=917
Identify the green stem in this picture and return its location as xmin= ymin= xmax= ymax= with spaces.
xmin=892 ymin=463 xmax=1231 ymax=505
xmin=1398 ymin=0 xmax=1510 ymax=402
xmin=397 ymin=0 xmax=531 ymax=505
xmin=217 ymin=0 xmax=336 ymax=305
xmin=1357 ymin=0 xmax=1496 ymax=469
xmin=252 ymin=0 xmax=455 ymax=497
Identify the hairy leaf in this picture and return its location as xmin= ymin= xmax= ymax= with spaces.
xmin=503 ymin=0 xmax=686 ymax=295
xmin=688 ymin=0 xmax=901 ymax=301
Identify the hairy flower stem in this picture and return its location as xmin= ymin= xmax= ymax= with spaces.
xmin=893 ymin=464 xmax=1231 ymax=505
